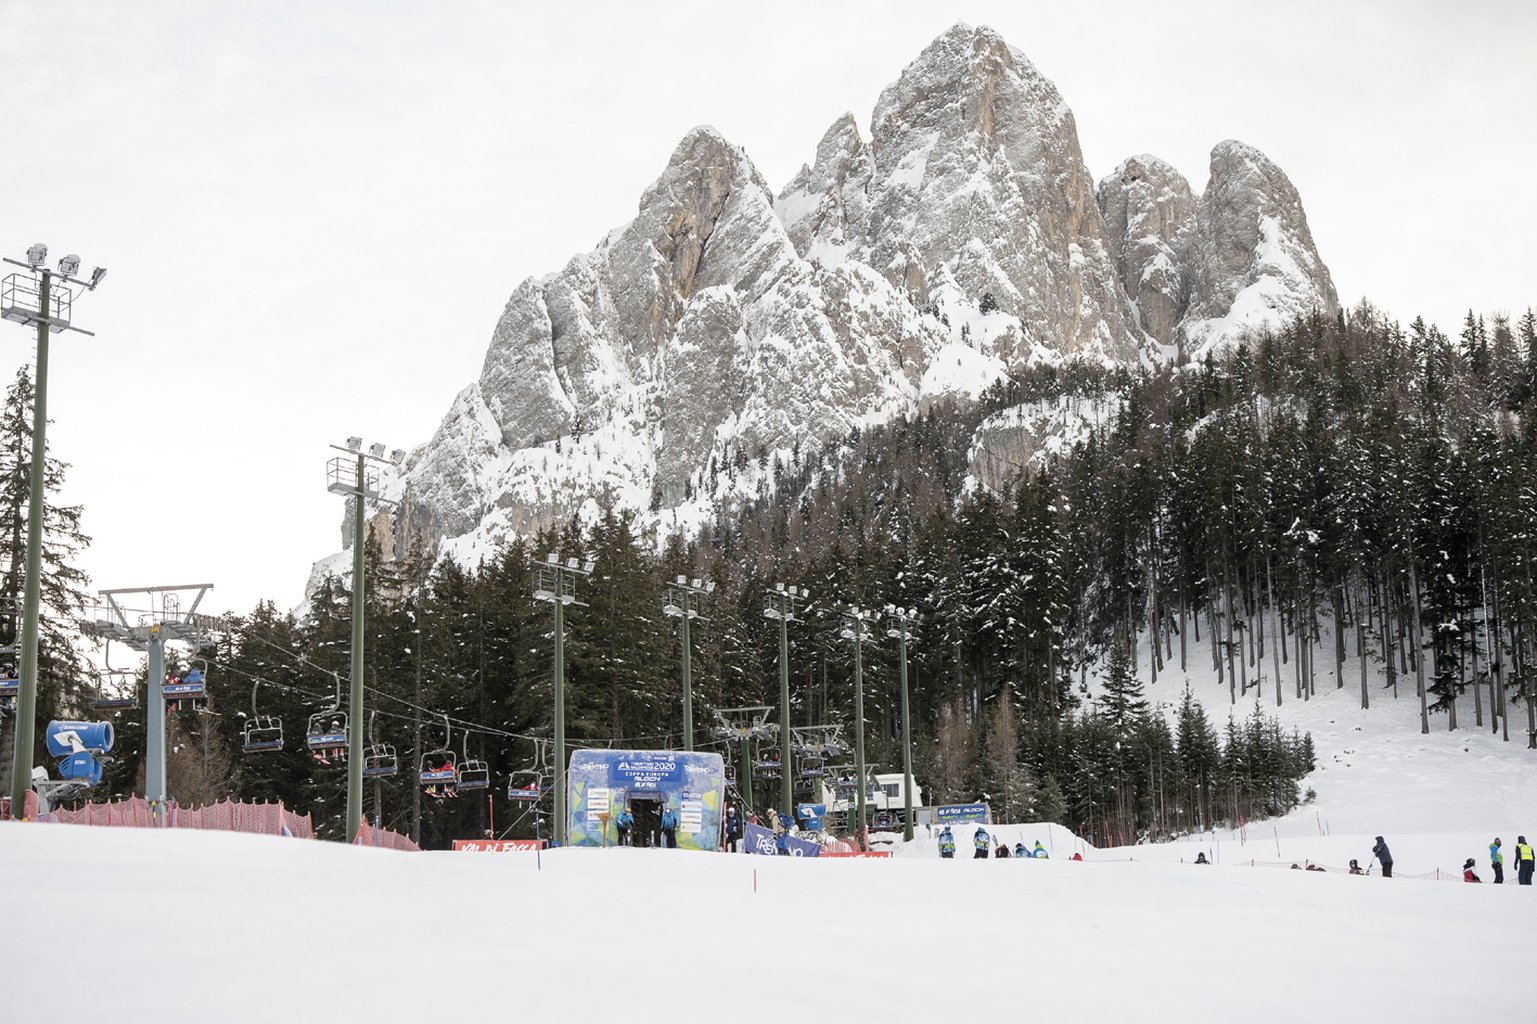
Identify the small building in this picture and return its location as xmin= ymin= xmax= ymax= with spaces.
xmin=566 ymin=749 xmax=726 ymax=851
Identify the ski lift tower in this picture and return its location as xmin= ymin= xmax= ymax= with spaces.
xmin=712 ymin=706 xmax=776 ymax=814
xmin=78 ymin=585 xmax=218 ymax=823
xmin=3 ymin=243 xmax=106 ymax=816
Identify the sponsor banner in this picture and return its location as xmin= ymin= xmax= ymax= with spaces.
xmin=818 ymin=850 xmax=893 ymax=858
xmin=782 ymin=834 xmax=821 ymax=858
xmin=452 ymin=839 xmax=547 ymax=852
xmin=743 ymin=821 xmax=778 ymax=855
xmin=936 ymin=803 xmax=991 ymax=825
xmin=587 ymin=787 xmax=610 ymax=813
xmin=613 ymin=754 xmax=684 ymax=791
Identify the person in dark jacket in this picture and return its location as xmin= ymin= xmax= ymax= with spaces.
xmin=1372 ymin=836 xmax=1393 ymax=878
xmin=994 ymin=840 xmax=1010 ymax=858
xmin=723 ymin=807 xmax=742 ymax=852
xmin=1516 ymin=836 xmax=1535 ymax=885
xmin=660 ymin=806 xmax=679 ymax=848
xmin=1489 ymin=838 xmax=1503 ymax=884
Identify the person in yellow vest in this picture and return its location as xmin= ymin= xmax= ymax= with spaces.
xmin=1516 ymin=836 xmax=1535 ymax=886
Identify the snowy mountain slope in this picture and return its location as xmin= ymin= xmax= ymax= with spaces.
xmin=339 ymin=23 xmax=1339 ymax=576
xmin=2 ymin=817 xmax=1526 ymax=1024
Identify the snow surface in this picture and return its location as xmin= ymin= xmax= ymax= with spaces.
xmin=5 ymin=632 xmax=1534 ymax=1023
xmin=2 ymin=815 xmax=1528 ymax=1023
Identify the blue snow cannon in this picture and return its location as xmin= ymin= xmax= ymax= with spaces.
xmin=46 ymin=721 xmax=113 ymax=788
xmin=46 ymin=721 xmax=114 ymax=757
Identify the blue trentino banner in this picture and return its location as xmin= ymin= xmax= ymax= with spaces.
xmin=744 ymin=821 xmax=778 ymax=855
xmin=936 ymin=803 xmax=992 ymax=824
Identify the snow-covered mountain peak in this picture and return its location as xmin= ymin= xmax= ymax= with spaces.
xmin=318 ymin=26 xmax=1342 ymax=580
xmin=1178 ymin=138 xmax=1339 ymax=357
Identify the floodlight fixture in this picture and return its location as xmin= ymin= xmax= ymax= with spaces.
xmin=565 ymin=557 xmax=577 ymax=570
xmin=390 ymin=449 xmax=406 ymax=465
xmin=775 ymin=582 xmax=785 ymax=593
xmin=691 ymin=578 xmax=702 ymax=589
xmin=368 ymin=442 xmax=385 ymax=459
xmin=676 ymin=574 xmax=687 ymax=585
xmin=88 ymin=267 xmax=107 ymax=289
xmin=546 ymin=552 xmax=559 ymax=565
xmin=582 ymin=560 xmax=595 ymax=574
xmin=346 ymin=436 xmax=362 ymax=451
xmin=25 ymin=243 xmax=45 ymax=268
xmin=57 ymin=254 xmax=80 ymax=277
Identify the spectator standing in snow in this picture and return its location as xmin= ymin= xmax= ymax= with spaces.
xmin=1032 ymin=840 xmax=1048 ymax=859
xmin=938 ymin=826 xmax=956 ymax=859
xmin=1515 ymin=836 xmax=1535 ymax=885
xmin=723 ymin=807 xmax=742 ymax=852
xmin=973 ymin=828 xmax=991 ymax=859
xmin=1372 ymin=836 xmax=1393 ymax=878
xmin=615 ymin=805 xmax=634 ymax=847
xmin=1489 ymin=838 xmax=1503 ymax=884
xmin=660 ymin=805 xmax=679 ymax=848
xmin=1463 ymin=858 xmax=1481 ymax=882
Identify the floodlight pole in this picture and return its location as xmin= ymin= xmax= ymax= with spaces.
xmin=534 ymin=554 xmax=591 ymax=846
xmin=764 ymin=584 xmax=805 ymax=817
xmin=664 ymin=577 xmax=713 ymax=752
xmin=4 ymin=248 xmax=103 ymax=817
xmin=327 ymin=440 xmax=399 ymax=844
xmin=887 ymin=607 xmax=919 ymax=842
xmin=346 ymin=451 xmax=366 ymax=843
xmin=8 ymin=270 xmax=48 ymax=817
xmin=841 ymin=607 xmax=873 ymax=850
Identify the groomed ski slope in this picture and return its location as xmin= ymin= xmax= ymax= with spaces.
xmin=3 ymin=629 xmax=1535 ymax=1023
xmin=0 ymin=816 xmax=1530 ymax=1023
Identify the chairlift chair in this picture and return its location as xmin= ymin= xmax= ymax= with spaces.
xmin=457 ymin=732 xmax=490 ymax=791
xmin=91 ymin=648 xmax=139 ymax=712
xmin=241 ymin=681 xmax=283 ymax=754
xmin=0 ymin=663 xmax=17 ymax=711
xmin=305 ymin=674 xmax=349 ymax=764
xmin=164 ymin=658 xmax=210 ymax=711
xmin=362 ymin=712 xmax=398 ymax=778
xmin=506 ymin=769 xmax=543 ymax=803
xmin=419 ymin=714 xmax=458 ymax=798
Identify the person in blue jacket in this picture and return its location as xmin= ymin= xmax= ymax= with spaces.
xmin=1032 ymin=840 xmax=1048 ymax=859
xmin=938 ymin=826 xmax=956 ymax=859
xmin=660 ymin=805 xmax=679 ymax=848
xmin=615 ymin=805 xmax=634 ymax=847
xmin=1490 ymin=837 xmax=1504 ymax=884
xmin=973 ymin=828 xmax=991 ymax=858
xmin=1014 ymin=842 xmax=1028 ymax=858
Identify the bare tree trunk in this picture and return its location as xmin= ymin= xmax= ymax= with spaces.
xmin=1411 ymin=560 xmax=1429 ymax=735
xmin=1333 ymin=583 xmax=1347 ymax=689
xmin=1269 ymin=560 xmax=1284 ymax=708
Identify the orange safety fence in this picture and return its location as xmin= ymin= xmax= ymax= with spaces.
xmin=355 ymin=821 xmax=421 ymax=852
xmin=42 ymin=795 xmax=314 ymax=840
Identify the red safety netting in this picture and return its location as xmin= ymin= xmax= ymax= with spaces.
xmin=0 ymin=791 xmax=40 ymax=821
xmin=45 ymin=796 xmax=314 ymax=840
xmin=1232 ymin=857 xmax=1461 ymax=882
xmin=354 ymin=821 xmax=421 ymax=852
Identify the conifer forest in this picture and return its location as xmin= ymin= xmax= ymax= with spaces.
xmin=8 ymin=304 xmax=1537 ymax=849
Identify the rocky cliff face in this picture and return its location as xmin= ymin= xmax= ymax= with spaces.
xmin=332 ymin=23 xmax=1340 ymax=571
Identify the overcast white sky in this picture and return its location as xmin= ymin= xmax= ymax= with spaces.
xmin=1 ymin=0 xmax=1532 ymax=616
